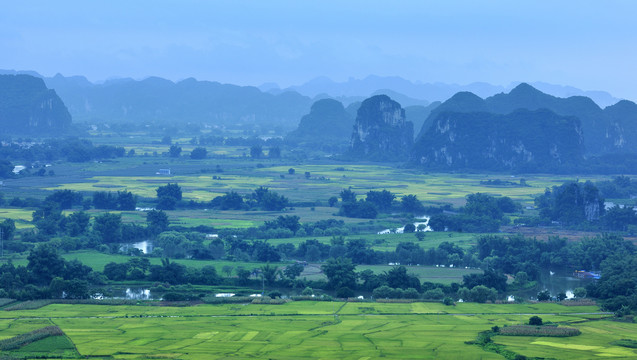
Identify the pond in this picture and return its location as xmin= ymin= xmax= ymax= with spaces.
xmin=120 ymin=240 xmax=154 ymax=254
xmin=378 ymin=215 xmax=432 ymax=234
xmin=94 ymin=287 xmax=155 ymax=300
xmin=510 ymin=267 xmax=596 ymax=301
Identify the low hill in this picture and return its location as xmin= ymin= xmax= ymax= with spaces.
xmin=411 ymin=109 xmax=584 ymax=172
xmin=415 ymin=83 xmax=637 ymax=155
xmin=349 ymin=95 xmax=413 ymax=161
xmin=286 ymin=99 xmax=354 ymax=146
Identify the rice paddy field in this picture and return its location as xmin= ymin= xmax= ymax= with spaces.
xmin=34 ymin=164 xmax=601 ymax=207
xmin=0 ymin=301 xmax=633 ymax=359
xmin=0 ymin=148 xmax=618 ymax=234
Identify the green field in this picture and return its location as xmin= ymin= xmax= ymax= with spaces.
xmin=356 ymin=264 xmax=482 ymax=285
xmin=0 ymin=302 xmax=632 ymax=359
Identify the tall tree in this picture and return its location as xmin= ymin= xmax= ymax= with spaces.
xmin=321 ymin=257 xmax=356 ymax=290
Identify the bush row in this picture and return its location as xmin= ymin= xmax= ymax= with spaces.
xmin=498 ymin=325 xmax=581 ymax=337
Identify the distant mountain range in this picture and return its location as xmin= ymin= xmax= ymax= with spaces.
xmin=271 ymin=75 xmax=621 ymax=108
xmin=2 ymin=70 xmax=622 ymax=131
xmin=3 ymin=70 xmax=636 ymax=173
xmin=0 ymin=70 xmax=313 ymax=129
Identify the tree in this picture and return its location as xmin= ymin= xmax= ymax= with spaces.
xmin=33 ymin=201 xmax=63 ymax=235
xmin=65 ymin=211 xmax=90 ymax=236
xmin=250 ymin=145 xmax=263 ymax=158
xmin=0 ymin=219 xmax=16 ymax=241
xmin=218 ymin=191 xmax=244 ymax=210
xmin=45 ymin=190 xmax=82 ymax=210
xmin=93 ymin=191 xmax=118 ymax=209
xmin=146 ymin=209 xmax=169 ymax=234
xmin=117 ymin=191 xmax=137 ymax=210
xmin=236 ymin=267 xmax=251 ymax=285
xmin=463 ymin=270 xmax=507 ymax=292
xmin=513 ymin=271 xmax=529 ymax=286
xmin=156 ymin=231 xmax=188 ymax=258
xmin=339 ymin=200 xmax=378 ymax=219
xmin=169 ymin=145 xmax=182 ymax=157
xmin=529 ymin=316 xmax=543 ymax=326
xmin=464 ymin=193 xmax=503 ymax=219
xmin=602 ymin=205 xmax=637 ymax=231
xmin=403 ymin=223 xmax=416 ymax=233
xmin=385 ymin=266 xmax=420 ymax=290
xmin=200 ymin=265 xmax=220 ymax=285
xmin=0 ymin=159 xmax=14 ymax=179
xmin=288 ymin=168 xmax=295 ymax=175
xmin=366 ymin=190 xmax=395 ymax=212
xmin=260 ymin=263 xmax=279 ymax=284
xmin=401 ymin=194 xmax=425 ymax=213
xmin=157 ymin=196 xmax=177 ymax=210
xmin=537 ymin=290 xmax=551 ymax=301
xmin=265 ymin=215 xmax=301 ymax=234
xmin=321 ymin=257 xmax=356 ymax=290
xmin=27 ymin=245 xmax=66 ymax=285
xmin=328 ymin=196 xmax=338 ymax=207
xmin=93 ymin=213 xmax=122 ymax=243
xmin=250 ymin=187 xmax=288 ymax=211
xmin=149 ymin=258 xmax=186 ymax=284
xmin=190 ymin=147 xmax=207 ymax=159
xmin=156 ymin=183 xmax=182 ymax=201
xmin=470 ymin=285 xmax=498 ymax=303
xmin=536 ymin=181 xmax=604 ymax=224
xmin=573 ymin=287 xmax=587 ymax=299
xmin=104 ymin=262 xmax=129 ymax=281
xmin=283 ymin=262 xmax=304 ymax=280
xmin=340 ymin=188 xmax=357 ymax=203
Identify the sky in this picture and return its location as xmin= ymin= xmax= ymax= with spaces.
xmin=1 ymin=0 xmax=637 ymax=100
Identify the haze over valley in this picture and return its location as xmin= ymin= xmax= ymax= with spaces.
xmin=1 ymin=2 xmax=637 ymax=359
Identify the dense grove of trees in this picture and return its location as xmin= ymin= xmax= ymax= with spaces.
xmin=0 ymin=138 xmax=125 ymax=164
xmin=428 ymin=193 xmax=519 ymax=233
xmin=2 ymin=169 xmax=637 ymax=312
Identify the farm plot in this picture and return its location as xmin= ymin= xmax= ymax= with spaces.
xmin=0 ymin=302 xmax=629 ymax=359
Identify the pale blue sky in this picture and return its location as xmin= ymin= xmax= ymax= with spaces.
xmin=1 ymin=1 xmax=636 ymax=100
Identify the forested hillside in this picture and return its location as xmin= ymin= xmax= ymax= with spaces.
xmin=0 ymin=75 xmax=71 ymax=134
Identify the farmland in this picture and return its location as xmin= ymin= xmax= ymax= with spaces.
xmin=1 ymin=133 xmax=636 ymax=359
xmin=0 ymin=301 xmax=633 ymax=359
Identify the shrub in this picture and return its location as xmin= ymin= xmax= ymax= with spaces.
xmin=301 ymin=287 xmax=314 ymax=296
xmin=528 ymin=316 xmax=543 ymax=326
xmin=499 ymin=325 xmax=580 ymax=337
xmin=336 ymin=287 xmax=354 ymax=298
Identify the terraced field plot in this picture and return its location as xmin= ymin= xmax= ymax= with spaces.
xmin=0 ymin=302 xmax=632 ymax=359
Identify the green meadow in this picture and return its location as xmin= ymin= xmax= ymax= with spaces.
xmin=0 ymin=302 xmax=633 ymax=359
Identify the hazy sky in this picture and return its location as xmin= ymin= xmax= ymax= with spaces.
xmin=2 ymin=1 xmax=636 ymax=100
